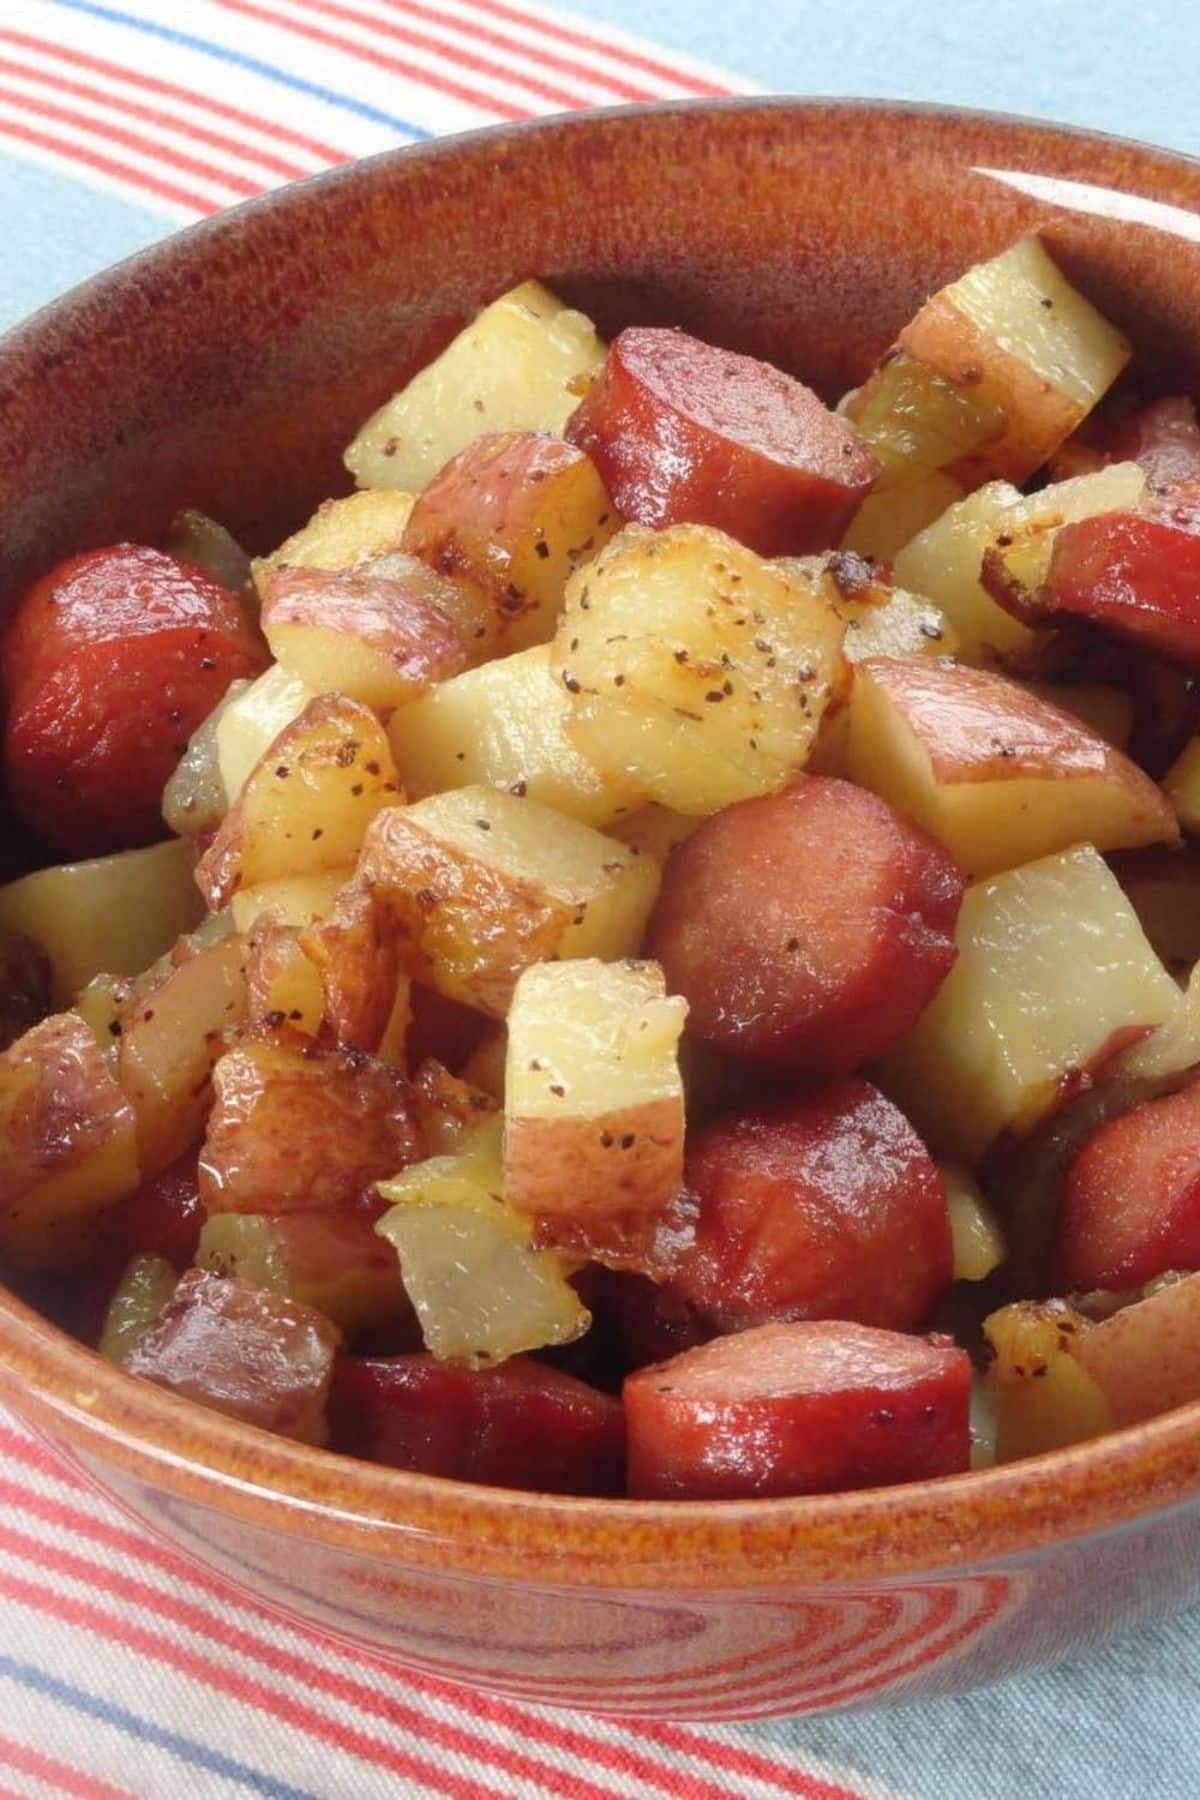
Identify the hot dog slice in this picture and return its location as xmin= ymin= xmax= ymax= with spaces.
xmin=673 ymin=1081 xmax=951 ymax=1333
xmin=329 ymin=1353 xmax=626 ymax=1494
xmin=566 ymin=328 xmax=878 ymax=555
xmin=647 ymin=776 xmax=963 ymax=1077
xmin=624 ymin=1319 xmax=971 ymax=1499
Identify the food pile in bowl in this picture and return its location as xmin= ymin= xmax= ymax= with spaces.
xmin=4 ymin=240 xmax=1200 ymax=1503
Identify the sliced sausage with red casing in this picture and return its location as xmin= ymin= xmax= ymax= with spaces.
xmin=329 ymin=1354 xmax=626 ymax=1494
xmin=565 ymin=328 xmax=879 ymax=556
xmin=647 ymin=777 xmax=964 ymax=1078
xmin=1057 ymin=1077 xmax=1200 ymax=1291
xmin=1042 ymin=485 xmax=1200 ymax=670
xmin=671 ymin=1081 xmax=952 ymax=1334
xmin=2 ymin=543 xmax=267 ymax=856
xmin=624 ymin=1320 xmax=971 ymax=1499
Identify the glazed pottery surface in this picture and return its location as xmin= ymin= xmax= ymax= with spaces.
xmin=3 ymin=100 xmax=1200 ymax=1718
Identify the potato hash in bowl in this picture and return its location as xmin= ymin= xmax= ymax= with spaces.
xmin=4 ymin=240 xmax=1200 ymax=1505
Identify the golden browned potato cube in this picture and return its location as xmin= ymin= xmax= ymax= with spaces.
xmin=386 ymin=643 xmax=643 ymax=828
xmin=196 ymin=1210 xmax=407 ymax=1338
xmin=0 ymin=1012 xmax=139 ymax=1269
xmin=0 ymin=839 xmax=203 ymax=1006
xmin=252 ymin=488 xmax=415 ymax=593
xmin=98 ymin=1253 xmax=179 ymax=1364
xmin=504 ymin=960 xmax=687 ymax=1259
xmin=848 ymin=656 xmax=1178 ymax=878
xmin=896 ymin=236 xmax=1131 ymax=485
xmin=402 ymin=431 xmax=617 ymax=654
xmin=892 ymin=462 xmax=1145 ymax=664
xmin=260 ymin=559 xmax=473 ymax=712
xmin=359 ymin=785 xmax=660 ymax=1018
xmin=216 ymin=663 xmax=316 ymax=804
xmin=877 ymin=845 xmax=1179 ymax=1161
xmin=229 ymin=870 xmax=351 ymax=935
xmin=941 ymin=1164 xmax=1005 ymax=1281
xmin=117 ymin=928 xmax=248 ymax=1178
xmin=1021 ymin=682 xmax=1134 ymax=751
xmin=983 ymin=1300 xmax=1112 ymax=1460
xmin=376 ymin=1118 xmax=588 ymax=1365
xmin=554 ymin=525 xmax=846 ymax=815
xmin=197 ymin=695 xmax=403 ymax=910
xmin=345 ymin=281 xmax=605 ymax=492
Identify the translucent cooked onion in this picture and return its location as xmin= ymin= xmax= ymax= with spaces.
xmin=162 ymin=680 xmax=249 ymax=838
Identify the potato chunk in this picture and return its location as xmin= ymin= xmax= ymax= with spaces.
xmin=216 ymin=663 xmax=315 ymax=804
xmin=359 ymin=786 xmax=659 ymax=1018
xmin=116 ymin=928 xmax=248 ymax=1178
xmin=892 ymin=463 xmax=1145 ymax=664
xmin=554 ymin=525 xmax=846 ymax=815
xmin=896 ymin=236 xmax=1130 ymax=485
xmin=843 ymin=351 xmax=1001 ymax=488
xmin=942 ymin=1164 xmax=1005 ymax=1282
xmin=386 ymin=644 xmax=643 ymax=828
xmin=197 ymin=695 xmax=402 ymax=909
xmin=200 ymin=1040 xmax=422 ymax=1214
xmin=197 ymin=1210 xmax=408 ymax=1338
xmin=402 ymin=431 xmax=617 ymax=654
xmin=0 ymin=839 xmax=203 ymax=1005
xmin=229 ymin=870 xmax=350 ymax=934
xmin=345 ymin=281 xmax=605 ymax=492
xmin=259 ymin=562 xmax=471 ymax=710
xmin=983 ymin=1300 xmax=1111 ymax=1460
xmin=504 ymin=960 xmax=687 ymax=1268
xmin=877 ymin=845 xmax=1179 ymax=1160
xmin=376 ymin=1118 xmax=588 ymax=1366
xmin=0 ymin=1012 xmax=139 ymax=1269
xmin=1165 ymin=736 xmax=1200 ymax=833
xmin=253 ymin=488 xmax=415 ymax=590
xmin=840 ymin=470 xmax=965 ymax=560
xmin=848 ymin=655 xmax=1177 ymax=877
xmin=126 ymin=1268 xmax=341 ymax=1443
xmin=1070 ymin=1272 xmax=1200 ymax=1425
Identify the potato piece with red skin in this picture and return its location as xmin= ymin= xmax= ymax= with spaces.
xmin=259 ymin=563 xmax=472 ymax=709
xmin=401 ymin=431 xmax=616 ymax=653
xmin=671 ymin=1082 xmax=952 ymax=1334
xmin=1069 ymin=1271 xmax=1200 ymax=1425
xmin=1043 ymin=487 xmax=1200 ymax=669
xmin=1057 ymin=1078 xmax=1200 ymax=1291
xmin=125 ymin=1269 xmax=340 ymax=1444
xmin=329 ymin=1353 xmax=625 ymax=1494
xmin=647 ymin=777 xmax=963 ymax=1077
xmin=199 ymin=1041 xmax=423 ymax=1215
xmin=624 ymin=1320 xmax=971 ymax=1499
xmin=565 ymin=328 xmax=878 ymax=555
xmin=2 ymin=544 xmax=266 ymax=856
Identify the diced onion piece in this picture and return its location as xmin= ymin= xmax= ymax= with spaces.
xmin=99 ymin=1253 xmax=178 ymax=1364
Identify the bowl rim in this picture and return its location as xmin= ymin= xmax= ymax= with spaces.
xmin=5 ymin=94 xmax=1200 ymax=1588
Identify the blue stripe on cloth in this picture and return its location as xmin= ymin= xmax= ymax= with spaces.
xmin=43 ymin=0 xmax=434 ymax=138
xmin=0 ymin=1650 xmax=316 ymax=1800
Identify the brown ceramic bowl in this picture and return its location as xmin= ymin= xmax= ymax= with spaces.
xmin=3 ymin=99 xmax=1200 ymax=1720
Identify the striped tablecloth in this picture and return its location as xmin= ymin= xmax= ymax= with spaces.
xmin=2 ymin=4 xmax=1200 ymax=1795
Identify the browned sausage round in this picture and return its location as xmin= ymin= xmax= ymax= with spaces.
xmin=624 ymin=1320 xmax=971 ymax=1499
xmin=647 ymin=775 xmax=964 ymax=1077
xmin=566 ymin=328 xmax=879 ymax=555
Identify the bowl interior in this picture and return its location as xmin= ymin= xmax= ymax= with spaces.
xmin=3 ymin=98 xmax=1200 ymax=1577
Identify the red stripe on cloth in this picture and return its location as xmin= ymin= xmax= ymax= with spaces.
xmin=0 ymin=116 xmax=218 ymax=212
xmin=0 ymin=82 xmax=261 ymax=199
xmin=364 ymin=0 xmax=662 ymax=104
xmin=0 ymin=1731 xmax=130 ymax=1800
xmin=0 ymin=1521 xmax=639 ymax=1800
xmin=215 ymin=0 xmax=527 ymax=120
xmin=280 ymin=0 xmax=635 ymax=110
xmin=0 ymin=50 xmax=312 ymax=183
xmin=443 ymin=0 xmax=731 ymax=95
xmin=0 ymin=27 xmax=346 ymax=163
xmin=0 ymin=1426 xmax=869 ymax=1799
xmin=0 ymin=1563 xmax=529 ymax=1800
xmin=0 ymin=1431 xmax=868 ymax=1800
